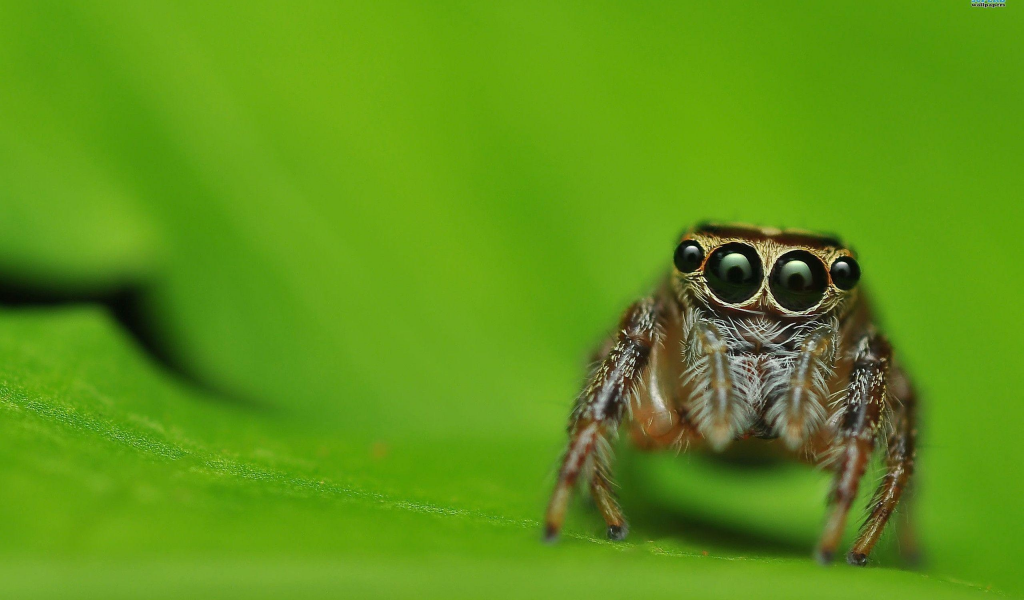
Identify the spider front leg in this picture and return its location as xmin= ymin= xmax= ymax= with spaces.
xmin=816 ymin=331 xmax=891 ymax=565
xmin=848 ymin=364 xmax=918 ymax=565
xmin=544 ymin=297 xmax=663 ymax=542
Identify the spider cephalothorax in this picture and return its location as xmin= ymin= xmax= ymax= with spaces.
xmin=544 ymin=222 xmax=917 ymax=567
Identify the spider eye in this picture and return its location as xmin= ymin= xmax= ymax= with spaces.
xmin=770 ymin=251 xmax=828 ymax=311
xmin=705 ymin=243 xmax=762 ymax=303
xmin=830 ymin=256 xmax=861 ymax=290
xmin=673 ymin=240 xmax=704 ymax=273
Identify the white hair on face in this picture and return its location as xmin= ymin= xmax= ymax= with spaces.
xmin=680 ymin=298 xmax=840 ymax=451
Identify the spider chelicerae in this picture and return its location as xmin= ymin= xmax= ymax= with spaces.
xmin=544 ymin=222 xmax=918 ymax=566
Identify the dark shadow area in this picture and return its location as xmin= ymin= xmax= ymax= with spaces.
xmin=697 ymin=446 xmax=793 ymax=471
xmin=622 ymin=498 xmax=812 ymax=559
xmin=616 ymin=457 xmax=813 ymax=559
xmin=607 ymin=451 xmax=914 ymax=567
xmin=0 ymin=276 xmax=265 ymax=410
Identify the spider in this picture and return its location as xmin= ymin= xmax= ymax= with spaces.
xmin=543 ymin=222 xmax=918 ymax=566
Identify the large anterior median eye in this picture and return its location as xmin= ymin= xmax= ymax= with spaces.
xmin=705 ymin=243 xmax=762 ymax=303
xmin=770 ymin=250 xmax=828 ymax=311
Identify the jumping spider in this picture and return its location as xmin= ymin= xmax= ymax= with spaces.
xmin=544 ymin=223 xmax=918 ymax=566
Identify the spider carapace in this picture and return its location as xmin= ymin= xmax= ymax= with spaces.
xmin=544 ymin=222 xmax=918 ymax=566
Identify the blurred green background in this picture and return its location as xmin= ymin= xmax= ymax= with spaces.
xmin=0 ymin=1 xmax=1021 ymax=598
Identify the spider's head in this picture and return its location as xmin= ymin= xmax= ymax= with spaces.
xmin=670 ymin=222 xmax=861 ymax=319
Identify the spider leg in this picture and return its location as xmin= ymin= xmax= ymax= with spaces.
xmin=768 ymin=323 xmax=836 ymax=450
xmin=848 ymin=363 xmax=918 ymax=566
xmin=890 ymin=365 xmax=922 ymax=565
xmin=587 ymin=450 xmax=628 ymax=540
xmin=544 ymin=297 xmax=663 ymax=542
xmin=685 ymin=320 xmax=749 ymax=450
xmin=815 ymin=331 xmax=891 ymax=565
xmin=629 ymin=319 xmax=692 ymax=449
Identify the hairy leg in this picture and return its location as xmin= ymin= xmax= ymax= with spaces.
xmin=768 ymin=322 xmax=836 ymax=450
xmin=544 ymin=297 xmax=663 ymax=542
xmin=816 ymin=331 xmax=891 ymax=564
xmin=891 ymin=365 xmax=922 ymax=565
xmin=848 ymin=365 xmax=918 ymax=565
xmin=684 ymin=319 xmax=747 ymax=451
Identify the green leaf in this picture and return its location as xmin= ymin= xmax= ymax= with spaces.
xmin=0 ymin=309 xmax=1006 ymax=599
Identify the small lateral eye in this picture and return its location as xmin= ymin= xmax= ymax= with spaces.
xmin=705 ymin=243 xmax=762 ymax=303
xmin=673 ymin=240 xmax=704 ymax=272
xmin=770 ymin=251 xmax=828 ymax=311
xmin=830 ymin=256 xmax=861 ymax=290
